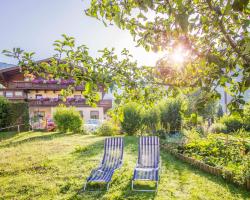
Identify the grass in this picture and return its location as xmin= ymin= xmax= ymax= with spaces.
xmin=0 ymin=131 xmax=249 ymax=200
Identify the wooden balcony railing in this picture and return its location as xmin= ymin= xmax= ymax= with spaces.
xmin=8 ymin=81 xmax=85 ymax=90
xmin=28 ymin=99 xmax=112 ymax=108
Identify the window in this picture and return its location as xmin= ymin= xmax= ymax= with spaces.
xmin=0 ymin=91 xmax=3 ymax=96
xmin=34 ymin=111 xmax=45 ymax=119
xmin=90 ymin=111 xmax=99 ymax=119
xmin=36 ymin=94 xmax=43 ymax=99
xmin=6 ymin=91 xmax=13 ymax=97
xmin=15 ymin=91 xmax=23 ymax=97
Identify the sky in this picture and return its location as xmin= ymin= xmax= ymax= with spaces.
xmin=0 ymin=0 xmax=163 ymax=66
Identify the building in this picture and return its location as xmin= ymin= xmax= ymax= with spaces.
xmin=0 ymin=61 xmax=112 ymax=129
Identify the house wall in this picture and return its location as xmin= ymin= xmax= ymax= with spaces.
xmin=30 ymin=106 xmax=105 ymax=124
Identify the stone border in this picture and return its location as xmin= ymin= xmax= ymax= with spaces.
xmin=161 ymin=143 xmax=250 ymax=191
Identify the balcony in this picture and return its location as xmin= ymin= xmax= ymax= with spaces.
xmin=0 ymin=89 xmax=27 ymax=100
xmin=8 ymin=81 xmax=85 ymax=91
xmin=28 ymin=98 xmax=112 ymax=109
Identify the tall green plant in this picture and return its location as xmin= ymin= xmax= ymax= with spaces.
xmin=142 ymin=107 xmax=160 ymax=134
xmin=0 ymin=97 xmax=10 ymax=128
xmin=120 ymin=102 xmax=142 ymax=135
xmin=53 ymin=106 xmax=83 ymax=133
xmin=160 ymin=98 xmax=183 ymax=132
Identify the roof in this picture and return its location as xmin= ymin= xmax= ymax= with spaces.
xmin=0 ymin=62 xmax=17 ymax=70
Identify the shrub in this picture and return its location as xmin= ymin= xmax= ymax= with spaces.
xmin=0 ymin=96 xmax=10 ymax=128
xmin=243 ymin=103 xmax=250 ymax=131
xmin=142 ymin=107 xmax=160 ymax=134
xmin=120 ymin=102 xmax=142 ymax=135
xmin=219 ymin=115 xmax=243 ymax=133
xmin=184 ymin=113 xmax=203 ymax=129
xmin=96 ymin=121 xmax=120 ymax=136
xmin=209 ymin=122 xmax=227 ymax=134
xmin=0 ymin=97 xmax=29 ymax=130
xmin=159 ymin=98 xmax=182 ymax=132
xmin=53 ymin=106 xmax=83 ymax=133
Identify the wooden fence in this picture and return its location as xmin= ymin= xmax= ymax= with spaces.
xmin=161 ymin=143 xmax=250 ymax=191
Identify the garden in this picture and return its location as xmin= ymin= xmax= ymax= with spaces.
xmin=1 ymin=0 xmax=250 ymax=199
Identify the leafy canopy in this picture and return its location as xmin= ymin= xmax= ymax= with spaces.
xmin=2 ymin=0 xmax=250 ymax=111
xmin=84 ymin=0 xmax=250 ymax=111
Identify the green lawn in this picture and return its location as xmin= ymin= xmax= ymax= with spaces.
xmin=0 ymin=131 xmax=249 ymax=200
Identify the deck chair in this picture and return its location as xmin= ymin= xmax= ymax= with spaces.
xmin=132 ymin=136 xmax=160 ymax=192
xmin=84 ymin=137 xmax=124 ymax=191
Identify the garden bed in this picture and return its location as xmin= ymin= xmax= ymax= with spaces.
xmin=161 ymin=143 xmax=250 ymax=191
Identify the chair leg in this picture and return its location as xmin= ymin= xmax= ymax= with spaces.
xmin=131 ymin=181 xmax=134 ymax=191
xmin=83 ymin=182 xmax=88 ymax=191
xmin=106 ymin=183 xmax=110 ymax=191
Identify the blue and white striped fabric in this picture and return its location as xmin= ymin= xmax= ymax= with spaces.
xmin=133 ymin=136 xmax=160 ymax=181
xmin=86 ymin=137 xmax=124 ymax=183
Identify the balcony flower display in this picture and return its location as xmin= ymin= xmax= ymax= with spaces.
xmin=66 ymin=97 xmax=75 ymax=102
xmin=32 ymin=78 xmax=44 ymax=84
xmin=49 ymin=98 xmax=59 ymax=102
xmin=47 ymin=79 xmax=58 ymax=84
xmin=75 ymin=98 xmax=84 ymax=102
xmin=60 ymin=79 xmax=69 ymax=85
xmin=59 ymin=79 xmax=75 ymax=85
xmin=40 ymin=97 xmax=49 ymax=101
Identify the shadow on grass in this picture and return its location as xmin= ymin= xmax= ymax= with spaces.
xmin=0 ymin=131 xmax=20 ymax=141
xmin=0 ymin=132 xmax=94 ymax=148
xmin=161 ymin=150 xmax=250 ymax=199
xmin=70 ymin=136 xmax=157 ymax=200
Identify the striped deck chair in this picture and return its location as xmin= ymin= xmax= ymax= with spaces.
xmin=84 ymin=137 xmax=124 ymax=191
xmin=132 ymin=136 xmax=160 ymax=192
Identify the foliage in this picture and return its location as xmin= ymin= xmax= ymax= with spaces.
xmin=217 ymin=104 xmax=224 ymax=118
xmin=0 ymin=96 xmax=10 ymax=128
xmin=85 ymin=0 xmax=250 ymax=112
xmin=2 ymin=36 xmax=165 ymax=107
xmin=243 ymin=102 xmax=250 ymax=131
xmin=219 ymin=115 xmax=244 ymax=133
xmin=53 ymin=106 xmax=83 ymax=133
xmin=209 ymin=123 xmax=227 ymax=134
xmin=142 ymin=107 xmax=160 ymax=133
xmin=184 ymin=90 xmax=219 ymax=121
xmin=184 ymin=113 xmax=203 ymax=128
xmin=120 ymin=102 xmax=142 ymax=135
xmin=0 ymin=97 xmax=29 ymax=130
xmin=180 ymin=134 xmax=250 ymax=184
xmin=159 ymin=98 xmax=183 ymax=132
xmin=1 ymin=132 xmax=249 ymax=199
xmin=95 ymin=121 xmax=120 ymax=136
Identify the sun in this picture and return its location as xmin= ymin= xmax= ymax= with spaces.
xmin=171 ymin=47 xmax=185 ymax=64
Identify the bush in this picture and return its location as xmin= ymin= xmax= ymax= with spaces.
xmin=159 ymin=98 xmax=182 ymax=132
xmin=219 ymin=115 xmax=243 ymax=133
xmin=243 ymin=103 xmax=250 ymax=131
xmin=184 ymin=113 xmax=203 ymax=129
xmin=53 ymin=106 xmax=83 ymax=133
xmin=0 ymin=97 xmax=29 ymax=130
xmin=96 ymin=121 xmax=120 ymax=136
xmin=142 ymin=107 xmax=160 ymax=133
xmin=0 ymin=97 xmax=10 ymax=128
xmin=209 ymin=122 xmax=227 ymax=134
xmin=120 ymin=102 xmax=142 ymax=135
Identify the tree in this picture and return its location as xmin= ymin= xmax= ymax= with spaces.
xmin=120 ymin=102 xmax=142 ymax=135
xmin=217 ymin=104 xmax=224 ymax=118
xmin=84 ymin=0 xmax=250 ymax=111
xmin=0 ymin=97 xmax=10 ymax=128
xmin=3 ymin=37 xmax=165 ymax=107
xmin=3 ymin=0 xmax=249 ymax=112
